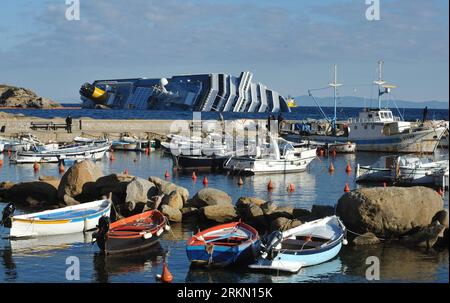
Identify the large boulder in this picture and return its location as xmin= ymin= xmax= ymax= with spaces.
xmin=352 ymin=232 xmax=381 ymax=246
xmin=270 ymin=217 xmax=302 ymax=232
xmin=162 ymin=191 xmax=184 ymax=210
xmin=240 ymin=203 xmax=268 ymax=228
xmin=58 ymin=160 xmax=103 ymax=202
xmin=200 ymin=205 xmax=238 ymax=223
xmin=235 ymin=197 xmax=266 ymax=209
xmin=4 ymin=181 xmax=59 ymax=207
xmin=125 ymin=177 xmax=158 ymax=205
xmin=336 ymin=187 xmax=444 ymax=238
xmin=95 ymin=173 xmax=135 ymax=196
xmin=148 ymin=177 xmax=189 ymax=203
xmin=191 ymin=188 xmax=232 ymax=208
xmin=38 ymin=175 xmax=60 ymax=189
xmin=161 ymin=204 xmax=182 ymax=223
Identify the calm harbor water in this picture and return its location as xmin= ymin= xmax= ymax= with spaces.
xmin=0 ymin=149 xmax=448 ymax=283
xmin=2 ymin=106 xmax=449 ymax=122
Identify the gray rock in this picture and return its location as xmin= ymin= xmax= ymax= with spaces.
xmin=352 ymin=232 xmax=381 ymax=246
xmin=292 ymin=208 xmax=312 ymax=219
xmin=241 ymin=204 xmax=267 ymax=228
xmin=400 ymin=221 xmax=446 ymax=248
xmin=260 ymin=201 xmax=278 ymax=215
xmin=148 ymin=176 xmax=189 ymax=203
xmin=235 ymin=197 xmax=266 ymax=209
xmin=310 ymin=205 xmax=335 ymax=219
xmin=265 ymin=206 xmax=295 ymax=220
xmin=63 ymin=194 xmax=80 ymax=206
xmin=162 ymin=191 xmax=184 ymax=210
xmin=95 ymin=173 xmax=135 ymax=196
xmin=161 ymin=204 xmax=182 ymax=223
xmin=270 ymin=217 xmax=302 ymax=232
xmin=5 ymin=181 xmax=59 ymax=206
xmin=336 ymin=186 xmax=444 ymax=238
xmin=200 ymin=205 xmax=238 ymax=223
xmin=191 ymin=188 xmax=232 ymax=208
xmin=57 ymin=160 xmax=103 ymax=202
xmin=432 ymin=210 xmax=449 ymax=228
xmin=125 ymin=177 xmax=158 ymax=205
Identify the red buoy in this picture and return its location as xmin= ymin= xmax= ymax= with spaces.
xmin=319 ymin=149 xmax=325 ymax=157
xmin=124 ymin=168 xmax=129 ymax=175
xmin=329 ymin=162 xmax=335 ymax=173
xmin=145 ymin=147 xmax=150 ymax=155
xmin=238 ymin=177 xmax=244 ymax=186
xmin=437 ymin=187 xmax=444 ymax=196
xmin=165 ymin=170 xmax=170 ymax=178
xmin=287 ymin=183 xmax=295 ymax=192
xmin=0 ymin=159 xmax=3 ymax=167
xmin=33 ymin=162 xmax=40 ymax=171
xmin=344 ymin=183 xmax=350 ymax=192
xmin=345 ymin=162 xmax=352 ymax=173
xmin=58 ymin=163 xmax=65 ymax=174
xmin=202 ymin=176 xmax=208 ymax=186
xmin=161 ymin=261 xmax=173 ymax=283
xmin=192 ymin=171 xmax=197 ymax=180
xmin=267 ymin=180 xmax=274 ymax=191
xmin=110 ymin=152 xmax=115 ymax=161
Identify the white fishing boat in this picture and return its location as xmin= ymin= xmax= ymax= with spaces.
xmin=286 ymin=61 xmax=445 ymax=153
xmin=10 ymin=142 xmax=111 ymax=164
xmin=1 ymin=134 xmax=59 ymax=152
xmin=356 ymin=154 xmax=449 ymax=186
xmin=73 ymin=136 xmax=108 ymax=145
xmin=224 ymin=135 xmax=317 ymax=175
xmin=111 ymin=133 xmax=155 ymax=152
xmin=249 ymin=216 xmax=347 ymax=273
xmin=1 ymin=199 xmax=112 ymax=238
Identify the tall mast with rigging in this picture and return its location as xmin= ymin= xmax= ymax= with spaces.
xmin=329 ymin=64 xmax=342 ymax=135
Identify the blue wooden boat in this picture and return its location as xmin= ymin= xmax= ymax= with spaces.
xmin=186 ymin=222 xmax=260 ymax=267
xmin=249 ymin=216 xmax=347 ymax=273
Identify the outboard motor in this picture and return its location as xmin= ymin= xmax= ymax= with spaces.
xmin=92 ymin=216 xmax=110 ymax=253
xmin=264 ymin=230 xmax=284 ymax=260
xmin=1 ymin=202 xmax=16 ymax=228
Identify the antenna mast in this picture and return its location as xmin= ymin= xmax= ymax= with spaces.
xmin=373 ymin=60 xmax=386 ymax=109
xmin=329 ymin=65 xmax=342 ymax=135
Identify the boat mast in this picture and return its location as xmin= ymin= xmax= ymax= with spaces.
xmin=373 ymin=60 xmax=386 ymax=109
xmin=329 ymin=65 xmax=342 ymax=135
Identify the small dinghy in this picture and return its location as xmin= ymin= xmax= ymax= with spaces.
xmin=1 ymin=199 xmax=112 ymax=238
xmin=249 ymin=216 xmax=346 ymax=273
xmin=186 ymin=222 xmax=261 ymax=267
xmin=92 ymin=210 xmax=169 ymax=255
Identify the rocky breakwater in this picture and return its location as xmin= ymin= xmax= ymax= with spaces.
xmin=0 ymin=84 xmax=60 ymax=108
xmin=336 ymin=186 xmax=448 ymax=250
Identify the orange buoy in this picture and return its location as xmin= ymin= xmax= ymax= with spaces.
xmin=165 ymin=170 xmax=170 ymax=178
xmin=287 ymin=183 xmax=295 ymax=192
xmin=345 ymin=162 xmax=352 ymax=173
xmin=33 ymin=162 xmax=40 ymax=171
xmin=328 ymin=162 xmax=335 ymax=173
xmin=110 ymin=152 xmax=115 ymax=161
xmin=267 ymin=180 xmax=274 ymax=191
xmin=0 ymin=159 xmax=3 ymax=166
xmin=437 ymin=187 xmax=444 ymax=196
xmin=161 ymin=261 xmax=173 ymax=283
xmin=331 ymin=149 xmax=337 ymax=157
xmin=202 ymin=176 xmax=208 ymax=186
xmin=58 ymin=163 xmax=65 ymax=174
xmin=344 ymin=183 xmax=350 ymax=192
xmin=238 ymin=177 xmax=244 ymax=186
xmin=383 ymin=181 xmax=387 ymax=188
xmin=145 ymin=147 xmax=150 ymax=155
xmin=192 ymin=171 xmax=197 ymax=180
xmin=124 ymin=168 xmax=129 ymax=175
xmin=319 ymin=149 xmax=324 ymax=157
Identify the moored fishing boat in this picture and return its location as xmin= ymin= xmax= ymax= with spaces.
xmin=249 ymin=216 xmax=347 ymax=273
xmin=224 ymin=135 xmax=317 ymax=175
xmin=10 ymin=141 xmax=110 ymax=164
xmin=186 ymin=222 xmax=261 ymax=267
xmin=355 ymin=154 xmax=449 ymax=186
xmin=92 ymin=210 xmax=169 ymax=255
xmin=0 ymin=199 xmax=112 ymax=238
xmin=111 ymin=133 xmax=155 ymax=152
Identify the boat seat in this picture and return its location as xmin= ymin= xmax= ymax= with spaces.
xmin=281 ymin=239 xmax=324 ymax=250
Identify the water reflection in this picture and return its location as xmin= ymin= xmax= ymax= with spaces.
xmin=92 ymin=243 xmax=165 ymax=283
xmin=1 ymin=246 xmax=17 ymax=281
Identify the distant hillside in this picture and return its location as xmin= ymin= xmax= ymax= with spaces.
xmin=294 ymin=95 xmax=448 ymax=110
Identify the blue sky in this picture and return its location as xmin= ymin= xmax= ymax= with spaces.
xmin=0 ymin=0 xmax=448 ymax=103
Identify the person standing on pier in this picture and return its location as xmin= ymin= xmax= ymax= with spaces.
xmin=65 ymin=115 xmax=73 ymax=133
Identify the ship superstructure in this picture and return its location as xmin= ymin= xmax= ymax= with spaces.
xmin=80 ymin=71 xmax=290 ymax=113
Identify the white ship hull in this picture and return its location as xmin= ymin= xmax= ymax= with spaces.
xmin=308 ymin=127 xmax=445 ymax=153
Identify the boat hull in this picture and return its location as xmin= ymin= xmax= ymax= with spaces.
xmin=9 ymin=200 xmax=111 ymax=238
xmin=172 ymin=154 xmax=229 ymax=172
xmin=306 ymin=127 xmax=445 ymax=153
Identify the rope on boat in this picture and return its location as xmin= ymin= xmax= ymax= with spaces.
xmin=345 ymin=228 xmax=385 ymax=241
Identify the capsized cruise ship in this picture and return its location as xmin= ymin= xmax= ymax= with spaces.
xmin=80 ymin=71 xmax=290 ymax=112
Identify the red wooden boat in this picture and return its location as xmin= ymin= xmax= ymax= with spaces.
xmin=93 ymin=210 xmax=169 ymax=255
